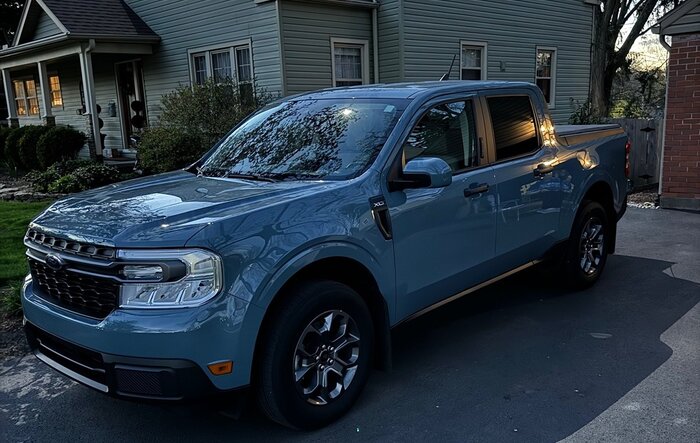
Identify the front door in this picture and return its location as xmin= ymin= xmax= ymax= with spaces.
xmin=482 ymin=94 xmax=562 ymax=272
xmin=388 ymin=99 xmax=498 ymax=319
xmin=115 ymin=60 xmax=147 ymax=152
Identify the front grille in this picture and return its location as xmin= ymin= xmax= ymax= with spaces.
xmin=29 ymin=258 xmax=119 ymax=319
xmin=26 ymin=229 xmax=116 ymax=260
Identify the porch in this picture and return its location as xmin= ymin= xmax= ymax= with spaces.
xmin=0 ymin=0 xmax=159 ymax=165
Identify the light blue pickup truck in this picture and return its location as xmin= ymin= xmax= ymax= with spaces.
xmin=22 ymin=81 xmax=629 ymax=429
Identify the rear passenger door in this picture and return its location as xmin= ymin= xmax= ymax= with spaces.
xmin=481 ymin=93 xmax=562 ymax=271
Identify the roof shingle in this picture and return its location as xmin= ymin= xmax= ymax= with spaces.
xmin=42 ymin=0 xmax=159 ymax=40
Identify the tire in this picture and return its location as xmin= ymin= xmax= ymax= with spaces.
xmin=562 ymin=200 xmax=610 ymax=289
xmin=256 ymin=280 xmax=374 ymax=430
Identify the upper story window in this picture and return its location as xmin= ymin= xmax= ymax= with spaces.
xmin=331 ymin=38 xmax=369 ymax=87
xmin=49 ymin=74 xmax=63 ymax=107
xmin=460 ymin=42 xmax=487 ymax=80
xmin=189 ymin=42 xmax=253 ymax=86
xmin=404 ymin=100 xmax=478 ymax=173
xmin=536 ymin=48 xmax=556 ymax=107
xmin=486 ymin=95 xmax=539 ymax=161
xmin=13 ymin=79 xmax=39 ymax=116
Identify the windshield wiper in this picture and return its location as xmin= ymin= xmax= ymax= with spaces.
xmin=221 ymin=172 xmax=280 ymax=182
xmin=265 ymin=172 xmax=322 ymax=181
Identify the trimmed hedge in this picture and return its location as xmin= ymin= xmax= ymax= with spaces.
xmin=36 ymin=126 xmax=86 ymax=169
xmin=18 ymin=126 xmax=49 ymax=170
xmin=3 ymin=126 xmax=29 ymax=170
xmin=27 ymin=160 xmax=121 ymax=194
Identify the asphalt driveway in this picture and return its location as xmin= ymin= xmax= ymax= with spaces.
xmin=1 ymin=207 xmax=698 ymax=442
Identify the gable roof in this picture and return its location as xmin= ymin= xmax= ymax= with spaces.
xmin=12 ymin=0 xmax=159 ymax=47
xmin=656 ymin=0 xmax=700 ymax=36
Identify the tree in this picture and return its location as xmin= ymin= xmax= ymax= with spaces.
xmin=0 ymin=1 xmax=25 ymax=47
xmin=590 ymin=0 xmax=683 ymax=117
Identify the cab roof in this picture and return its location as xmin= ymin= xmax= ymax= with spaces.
xmin=289 ymin=80 xmax=536 ymax=101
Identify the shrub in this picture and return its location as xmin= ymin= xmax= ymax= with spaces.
xmin=27 ymin=160 xmax=119 ymax=193
xmin=18 ymin=126 xmax=49 ymax=170
xmin=47 ymin=174 xmax=82 ymax=194
xmin=137 ymin=126 xmax=204 ymax=173
xmin=0 ymin=126 xmax=11 ymax=163
xmin=4 ymin=126 xmax=29 ymax=170
xmin=36 ymin=126 xmax=86 ymax=168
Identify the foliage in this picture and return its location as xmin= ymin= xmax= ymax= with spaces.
xmin=0 ymin=126 xmax=11 ymax=163
xmin=137 ymin=127 xmax=204 ymax=173
xmin=138 ymin=77 xmax=272 ymax=174
xmin=26 ymin=160 xmax=120 ymax=193
xmin=0 ymin=1 xmax=25 ymax=47
xmin=36 ymin=126 xmax=86 ymax=169
xmin=3 ymin=125 xmax=28 ymax=170
xmin=0 ymin=200 xmax=51 ymax=316
xmin=569 ymin=99 xmax=606 ymax=125
xmin=589 ymin=0 xmax=683 ymax=118
xmin=17 ymin=125 xmax=48 ymax=170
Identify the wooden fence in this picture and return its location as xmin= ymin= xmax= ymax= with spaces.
xmin=610 ymin=118 xmax=664 ymax=191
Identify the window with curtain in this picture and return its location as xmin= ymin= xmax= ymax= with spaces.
xmin=212 ymin=51 xmax=232 ymax=82
xmin=333 ymin=43 xmax=365 ymax=87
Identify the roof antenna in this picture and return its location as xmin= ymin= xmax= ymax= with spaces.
xmin=439 ymin=54 xmax=457 ymax=81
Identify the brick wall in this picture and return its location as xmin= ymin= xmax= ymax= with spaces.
xmin=661 ymin=33 xmax=700 ymax=210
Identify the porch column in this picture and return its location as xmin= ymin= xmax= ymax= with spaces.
xmin=37 ymin=61 xmax=55 ymax=126
xmin=78 ymin=44 xmax=102 ymax=159
xmin=1 ymin=69 xmax=19 ymax=128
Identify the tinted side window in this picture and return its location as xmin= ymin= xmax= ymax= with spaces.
xmin=404 ymin=100 xmax=478 ymax=173
xmin=487 ymin=96 xmax=539 ymax=161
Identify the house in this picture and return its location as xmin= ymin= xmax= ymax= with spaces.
xmin=1 ymin=0 xmax=598 ymax=162
xmin=655 ymin=0 xmax=700 ymax=211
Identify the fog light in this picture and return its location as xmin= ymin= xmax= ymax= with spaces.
xmin=208 ymin=361 xmax=233 ymax=375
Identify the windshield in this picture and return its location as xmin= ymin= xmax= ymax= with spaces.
xmin=199 ymin=98 xmax=405 ymax=181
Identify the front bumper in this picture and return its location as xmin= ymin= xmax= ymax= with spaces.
xmin=22 ymin=278 xmax=264 ymax=400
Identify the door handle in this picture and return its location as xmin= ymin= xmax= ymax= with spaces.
xmin=534 ymin=163 xmax=554 ymax=178
xmin=464 ymin=183 xmax=489 ymax=197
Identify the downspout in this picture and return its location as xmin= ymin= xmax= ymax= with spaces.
xmin=656 ymin=28 xmax=671 ymax=197
xmin=372 ymin=0 xmax=379 ymax=83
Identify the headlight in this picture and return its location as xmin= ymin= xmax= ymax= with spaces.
xmin=117 ymin=249 xmax=223 ymax=308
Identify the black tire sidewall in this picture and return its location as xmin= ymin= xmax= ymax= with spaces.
xmin=565 ymin=201 xmax=610 ymax=288
xmin=257 ymin=281 xmax=374 ymax=430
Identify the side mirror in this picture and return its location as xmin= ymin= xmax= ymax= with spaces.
xmin=390 ymin=157 xmax=452 ymax=191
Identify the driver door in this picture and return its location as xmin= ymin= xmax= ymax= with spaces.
xmin=386 ymin=98 xmax=498 ymax=319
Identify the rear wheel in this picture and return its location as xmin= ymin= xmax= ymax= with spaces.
xmin=256 ymin=280 xmax=374 ymax=430
xmin=562 ymin=200 xmax=610 ymax=289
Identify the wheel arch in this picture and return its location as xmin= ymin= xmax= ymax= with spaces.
xmin=252 ymin=254 xmax=393 ymax=383
xmin=578 ymin=180 xmax=618 ymax=253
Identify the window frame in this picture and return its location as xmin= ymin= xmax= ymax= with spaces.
xmin=48 ymin=73 xmax=63 ymax=108
xmin=187 ymin=39 xmax=253 ymax=86
xmin=479 ymin=92 xmax=543 ymax=165
xmin=460 ymin=41 xmax=488 ymax=81
xmin=535 ymin=46 xmax=557 ymax=108
xmin=12 ymin=78 xmax=40 ymax=117
xmin=398 ymin=97 xmax=485 ymax=177
xmin=330 ymin=37 xmax=370 ymax=87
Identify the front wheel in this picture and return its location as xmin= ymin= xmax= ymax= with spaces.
xmin=255 ymin=280 xmax=374 ymax=430
xmin=562 ymin=200 xmax=610 ymax=289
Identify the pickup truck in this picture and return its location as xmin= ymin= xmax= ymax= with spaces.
xmin=21 ymin=81 xmax=630 ymax=429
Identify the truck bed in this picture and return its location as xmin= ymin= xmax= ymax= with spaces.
xmin=556 ymin=124 xmax=625 ymax=146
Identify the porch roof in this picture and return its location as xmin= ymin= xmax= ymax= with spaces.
xmin=0 ymin=0 xmax=159 ymax=64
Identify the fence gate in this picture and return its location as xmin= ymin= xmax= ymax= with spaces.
xmin=610 ymin=118 xmax=663 ymax=191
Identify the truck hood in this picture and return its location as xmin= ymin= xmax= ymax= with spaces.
xmin=30 ymin=171 xmax=326 ymax=247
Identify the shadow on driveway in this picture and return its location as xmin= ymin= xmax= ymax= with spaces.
xmin=1 ymin=253 xmax=698 ymax=442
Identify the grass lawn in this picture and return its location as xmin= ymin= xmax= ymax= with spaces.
xmin=0 ymin=200 xmax=52 ymax=313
